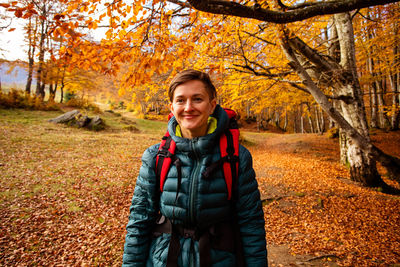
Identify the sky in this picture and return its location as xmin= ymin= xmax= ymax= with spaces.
xmin=0 ymin=15 xmax=28 ymax=61
xmin=0 ymin=11 xmax=108 ymax=62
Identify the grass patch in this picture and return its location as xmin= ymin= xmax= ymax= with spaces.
xmin=294 ymin=192 xmax=306 ymax=197
xmin=0 ymin=188 xmax=24 ymax=201
xmin=67 ymin=202 xmax=83 ymax=212
xmin=134 ymin=118 xmax=167 ymax=135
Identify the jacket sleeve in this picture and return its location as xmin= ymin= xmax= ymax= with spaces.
xmin=236 ymin=146 xmax=268 ymax=267
xmin=122 ymin=145 xmax=160 ymax=266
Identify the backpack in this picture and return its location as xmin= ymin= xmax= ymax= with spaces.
xmin=155 ymin=108 xmax=240 ymax=200
xmin=153 ymin=108 xmax=245 ymax=267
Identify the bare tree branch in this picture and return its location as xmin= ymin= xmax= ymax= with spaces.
xmin=288 ymin=81 xmax=310 ymax=93
xmin=183 ymin=0 xmax=400 ymax=24
xmin=167 ymin=0 xmax=192 ymax=9
xmin=243 ymin=31 xmax=276 ymax=45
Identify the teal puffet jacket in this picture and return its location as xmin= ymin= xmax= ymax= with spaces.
xmin=122 ymin=105 xmax=267 ymax=267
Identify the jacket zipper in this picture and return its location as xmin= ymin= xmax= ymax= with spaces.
xmin=189 ymin=139 xmax=200 ymax=225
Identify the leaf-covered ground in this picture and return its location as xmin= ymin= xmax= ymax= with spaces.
xmin=248 ymin=132 xmax=400 ymax=266
xmin=0 ymin=109 xmax=399 ymax=266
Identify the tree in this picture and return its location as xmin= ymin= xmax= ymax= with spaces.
xmin=135 ymin=0 xmax=400 ymax=190
xmin=1 ymin=0 xmax=89 ymax=101
xmin=25 ymin=15 xmax=38 ymax=95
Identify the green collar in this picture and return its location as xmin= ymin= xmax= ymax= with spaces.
xmin=175 ymin=117 xmax=217 ymax=138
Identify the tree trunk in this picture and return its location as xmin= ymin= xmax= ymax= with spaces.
xmin=319 ymin=106 xmax=325 ymax=133
xmin=274 ymin=109 xmax=281 ymax=129
xmin=368 ymin=57 xmax=379 ymax=128
xmin=283 ymin=106 xmax=288 ymax=131
xmin=332 ymin=13 xmax=381 ymax=185
xmin=388 ymin=73 xmax=398 ymax=130
xmin=35 ymin=5 xmax=47 ymax=100
xmin=391 ymin=17 xmax=400 ymax=130
xmin=25 ymin=17 xmax=36 ymax=95
xmin=300 ymin=115 xmax=305 ymax=133
xmin=375 ymin=70 xmax=389 ymax=128
xmin=281 ymin=13 xmax=400 ymax=190
xmin=314 ymin=105 xmax=320 ymax=133
xmin=48 ymin=83 xmax=56 ymax=102
xmin=307 ymin=103 xmax=315 ymax=133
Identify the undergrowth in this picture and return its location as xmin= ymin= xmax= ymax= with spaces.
xmin=0 ymin=89 xmax=101 ymax=113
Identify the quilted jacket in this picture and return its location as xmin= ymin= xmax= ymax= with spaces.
xmin=122 ymin=105 xmax=267 ymax=266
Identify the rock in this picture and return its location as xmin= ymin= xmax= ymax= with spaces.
xmin=87 ymin=116 xmax=105 ymax=131
xmin=49 ymin=111 xmax=105 ymax=131
xmin=48 ymin=110 xmax=80 ymax=124
xmin=76 ymin=115 xmax=91 ymax=128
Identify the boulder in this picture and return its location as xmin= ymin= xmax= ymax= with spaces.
xmin=48 ymin=110 xmax=80 ymax=124
xmin=49 ymin=110 xmax=105 ymax=131
xmin=87 ymin=116 xmax=105 ymax=131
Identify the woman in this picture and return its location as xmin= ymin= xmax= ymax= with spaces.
xmin=123 ymin=70 xmax=267 ymax=267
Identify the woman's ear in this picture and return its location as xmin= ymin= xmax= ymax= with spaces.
xmin=210 ymin=98 xmax=217 ymax=114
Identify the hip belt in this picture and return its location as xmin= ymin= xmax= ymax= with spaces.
xmin=152 ymin=215 xmax=243 ymax=267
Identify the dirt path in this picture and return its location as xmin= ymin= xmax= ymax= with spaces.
xmin=246 ymin=132 xmax=400 ymax=267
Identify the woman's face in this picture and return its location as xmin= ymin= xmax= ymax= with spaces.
xmin=170 ymin=80 xmax=217 ymax=139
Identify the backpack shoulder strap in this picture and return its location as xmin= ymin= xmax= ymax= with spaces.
xmin=202 ymin=108 xmax=240 ymax=200
xmin=220 ymin=108 xmax=240 ymax=200
xmin=156 ymin=132 xmax=176 ymax=192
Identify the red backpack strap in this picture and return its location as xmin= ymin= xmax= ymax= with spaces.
xmin=202 ymin=108 xmax=240 ymax=200
xmin=156 ymin=132 xmax=176 ymax=192
xmin=220 ymin=129 xmax=239 ymax=200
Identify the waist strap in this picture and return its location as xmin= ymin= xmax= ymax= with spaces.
xmin=152 ymin=216 xmax=236 ymax=267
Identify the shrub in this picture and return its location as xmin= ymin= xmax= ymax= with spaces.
xmin=327 ymin=127 xmax=339 ymax=139
xmin=65 ymin=97 xmax=101 ymax=113
xmin=0 ymin=89 xmax=60 ymax=111
xmin=64 ymin=91 xmax=77 ymax=103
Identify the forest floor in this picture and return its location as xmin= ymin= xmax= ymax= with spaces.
xmin=0 ymin=108 xmax=399 ymax=266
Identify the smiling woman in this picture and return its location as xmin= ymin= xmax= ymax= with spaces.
xmin=169 ymin=79 xmax=217 ymax=139
xmin=122 ymin=69 xmax=267 ymax=267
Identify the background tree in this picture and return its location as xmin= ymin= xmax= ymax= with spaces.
xmin=102 ymin=0 xmax=400 ymax=190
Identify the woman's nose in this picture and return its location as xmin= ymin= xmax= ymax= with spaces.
xmin=184 ymin=100 xmax=194 ymax=112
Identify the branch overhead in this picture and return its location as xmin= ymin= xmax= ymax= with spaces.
xmin=184 ymin=0 xmax=400 ymax=23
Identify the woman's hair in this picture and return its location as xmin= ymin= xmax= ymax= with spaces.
xmin=168 ymin=69 xmax=217 ymax=101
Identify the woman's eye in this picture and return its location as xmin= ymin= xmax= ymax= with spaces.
xmin=194 ymin=97 xmax=203 ymax=102
xmin=175 ymin=99 xmax=184 ymax=104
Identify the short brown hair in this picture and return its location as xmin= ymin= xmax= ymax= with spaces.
xmin=168 ymin=69 xmax=217 ymax=101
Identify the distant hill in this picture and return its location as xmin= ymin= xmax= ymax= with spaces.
xmin=0 ymin=61 xmax=31 ymax=87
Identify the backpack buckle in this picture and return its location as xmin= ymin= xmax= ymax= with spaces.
xmin=226 ymin=154 xmax=238 ymax=162
xmin=183 ymin=228 xmax=196 ymax=239
xmin=157 ymin=150 xmax=173 ymax=158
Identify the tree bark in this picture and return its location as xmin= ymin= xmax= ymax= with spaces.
xmin=280 ymin=13 xmax=400 ymax=190
xmin=320 ymin=106 xmax=325 ymax=133
xmin=315 ymin=105 xmax=323 ymax=134
xmin=25 ymin=17 xmax=37 ymax=95
xmin=368 ymin=56 xmax=379 ymax=128
xmin=333 ymin=13 xmax=381 ymax=185
xmin=284 ymin=106 xmax=288 ymax=131
xmin=35 ymin=4 xmax=47 ymax=100
xmin=274 ymin=109 xmax=281 ymax=129
xmin=183 ymin=0 xmax=400 ymax=24
xmin=306 ymin=103 xmax=315 ymax=133
xmin=375 ymin=68 xmax=389 ymax=128
xmin=391 ymin=14 xmax=400 ymax=129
